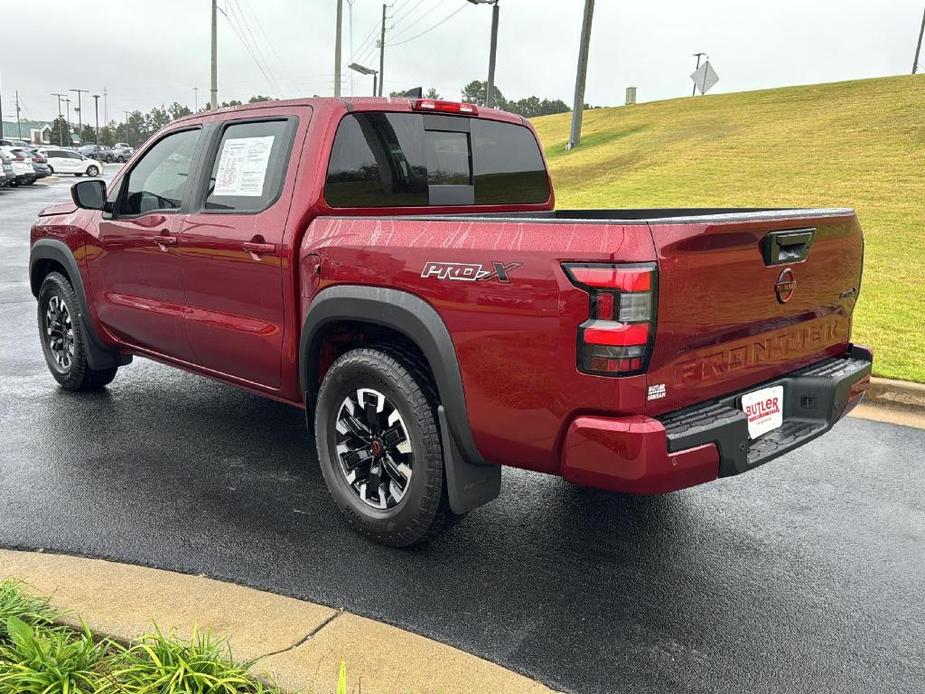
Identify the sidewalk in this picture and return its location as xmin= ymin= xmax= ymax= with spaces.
xmin=0 ymin=549 xmax=555 ymax=694
xmin=850 ymin=377 xmax=925 ymax=430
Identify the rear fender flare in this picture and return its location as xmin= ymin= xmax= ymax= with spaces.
xmin=300 ymin=285 xmax=500 ymax=514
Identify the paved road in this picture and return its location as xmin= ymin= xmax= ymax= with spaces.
xmin=1 ymin=178 xmax=923 ymax=694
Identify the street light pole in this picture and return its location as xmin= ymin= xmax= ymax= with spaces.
xmin=93 ymin=94 xmax=100 ymax=145
xmin=692 ymin=52 xmax=707 ymax=96
xmin=64 ymin=98 xmax=72 ymax=144
xmin=50 ymin=93 xmax=66 ymax=146
xmin=70 ymin=88 xmax=89 ymax=139
xmin=567 ymin=0 xmax=595 ymax=150
xmin=15 ymin=91 xmax=22 ymax=140
xmin=348 ymin=62 xmax=378 ymax=96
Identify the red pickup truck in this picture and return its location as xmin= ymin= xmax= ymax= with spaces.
xmin=29 ymin=97 xmax=872 ymax=546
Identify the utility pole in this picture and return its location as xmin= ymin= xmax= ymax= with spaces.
xmin=93 ymin=94 xmax=100 ymax=145
xmin=15 ymin=91 xmax=22 ymax=140
xmin=486 ymin=1 xmax=499 ymax=107
xmin=103 ymin=87 xmax=108 ymax=122
xmin=914 ymin=6 xmax=925 ymax=74
xmin=64 ymin=98 xmax=71 ymax=141
xmin=378 ymin=3 xmax=387 ymax=96
xmin=211 ymin=0 xmax=218 ymax=108
xmin=567 ymin=0 xmax=595 ymax=150
xmin=70 ymin=88 xmax=89 ymax=139
xmin=124 ymin=111 xmax=132 ymax=147
xmin=692 ymin=52 xmax=707 ymax=96
xmin=334 ymin=0 xmax=344 ymax=96
xmin=0 ymin=81 xmax=4 ymax=140
xmin=194 ymin=86 xmax=199 ymax=112
xmin=348 ymin=0 xmax=355 ymax=95
xmin=51 ymin=93 xmax=67 ymax=145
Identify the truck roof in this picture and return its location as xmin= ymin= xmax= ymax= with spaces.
xmin=172 ymin=97 xmax=526 ymax=126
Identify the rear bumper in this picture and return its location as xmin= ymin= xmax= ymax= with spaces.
xmin=561 ymin=345 xmax=873 ymax=494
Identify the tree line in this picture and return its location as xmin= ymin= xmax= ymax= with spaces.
xmin=44 ymin=96 xmax=274 ymax=148
xmin=43 ymin=83 xmax=574 ymax=148
xmin=391 ymin=82 xmax=572 ymax=118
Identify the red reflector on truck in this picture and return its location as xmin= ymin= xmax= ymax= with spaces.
xmin=413 ymin=99 xmax=479 ymax=116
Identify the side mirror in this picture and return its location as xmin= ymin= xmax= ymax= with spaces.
xmin=71 ymin=179 xmax=107 ymax=210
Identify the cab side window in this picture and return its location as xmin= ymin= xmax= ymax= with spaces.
xmin=118 ymin=128 xmax=200 ymax=216
xmin=203 ymin=119 xmax=294 ymax=213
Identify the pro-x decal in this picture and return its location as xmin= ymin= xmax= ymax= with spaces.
xmin=647 ymin=383 xmax=667 ymax=400
xmin=421 ymin=261 xmax=521 ymax=283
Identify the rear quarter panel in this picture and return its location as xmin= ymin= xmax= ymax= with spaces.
xmin=301 ymin=217 xmax=656 ymax=473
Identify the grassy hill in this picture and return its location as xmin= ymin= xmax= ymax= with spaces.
xmin=533 ymin=75 xmax=925 ymax=383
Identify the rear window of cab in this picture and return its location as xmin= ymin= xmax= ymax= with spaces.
xmin=324 ymin=112 xmax=550 ymax=208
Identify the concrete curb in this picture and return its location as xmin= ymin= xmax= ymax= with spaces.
xmin=866 ymin=377 xmax=925 ymax=412
xmin=0 ymin=549 xmax=555 ymax=694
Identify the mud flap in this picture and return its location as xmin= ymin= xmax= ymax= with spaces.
xmin=438 ymin=405 xmax=501 ymax=515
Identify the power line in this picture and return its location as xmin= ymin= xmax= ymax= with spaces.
xmin=387 ymin=0 xmax=443 ymax=41
xmin=239 ymin=0 xmax=288 ymax=81
xmin=217 ymin=2 xmax=281 ymax=95
xmin=388 ymin=2 xmax=468 ymax=47
xmin=227 ymin=0 xmax=282 ymax=94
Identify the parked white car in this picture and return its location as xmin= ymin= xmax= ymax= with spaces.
xmin=0 ymin=146 xmax=37 ymax=185
xmin=38 ymin=148 xmax=103 ymax=177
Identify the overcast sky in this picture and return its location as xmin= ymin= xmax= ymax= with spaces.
xmin=2 ymin=0 xmax=922 ymax=125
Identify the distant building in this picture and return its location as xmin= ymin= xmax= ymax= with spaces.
xmin=1 ymin=119 xmax=79 ymax=145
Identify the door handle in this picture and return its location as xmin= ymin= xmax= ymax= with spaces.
xmin=153 ymin=234 xmax=177 ymax=251
xmin=243 ymin=241 xmax=277 ymax=256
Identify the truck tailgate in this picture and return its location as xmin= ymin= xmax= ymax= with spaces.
xmin=645 ymin=210 xmax=864 ymax=415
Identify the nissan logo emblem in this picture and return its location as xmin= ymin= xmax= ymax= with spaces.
xmin=775 ymin=268 xmax=796 ymax=303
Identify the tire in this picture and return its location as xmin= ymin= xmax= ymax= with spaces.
xmin=37 ymin=272 xmax=118 ymax=391
xmin=48 ymin=166 xmax=54 ymax=174
xmin=315 ymin=347 xmax=457 ymax=547
xmin=86 ymin=165 xmax=99 ymax=177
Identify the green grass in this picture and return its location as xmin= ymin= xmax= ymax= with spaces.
xmin=533 ymin=75 xmax=925 ymax=383
xmin=0 ymin=579 xmax=280 ymax=694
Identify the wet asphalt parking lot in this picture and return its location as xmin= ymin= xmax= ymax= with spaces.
xmin=0 ymin=174 xmax=923 ymax=693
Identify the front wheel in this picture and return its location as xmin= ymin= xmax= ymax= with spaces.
xmin=86 ymin=165 xmax=99 ymax=177
xmin=38 ymin=272 xmax=118 ymax=391
xmin=314 ymin=348 xmax=456 ymax=547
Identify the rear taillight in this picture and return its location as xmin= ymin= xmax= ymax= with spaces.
xmin=412 ymin=99 xmax=479 ymax=116
xmin=563 ymin=262 xmax=657 ymax=376
xmin=12 ymin=152 xmax=25 ymax=161
xmin=31 ymin=154 xmax=46 ymax=163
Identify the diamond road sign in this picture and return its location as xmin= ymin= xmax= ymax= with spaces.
xmin=691 ymin=61 xmax=719 ymax=95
